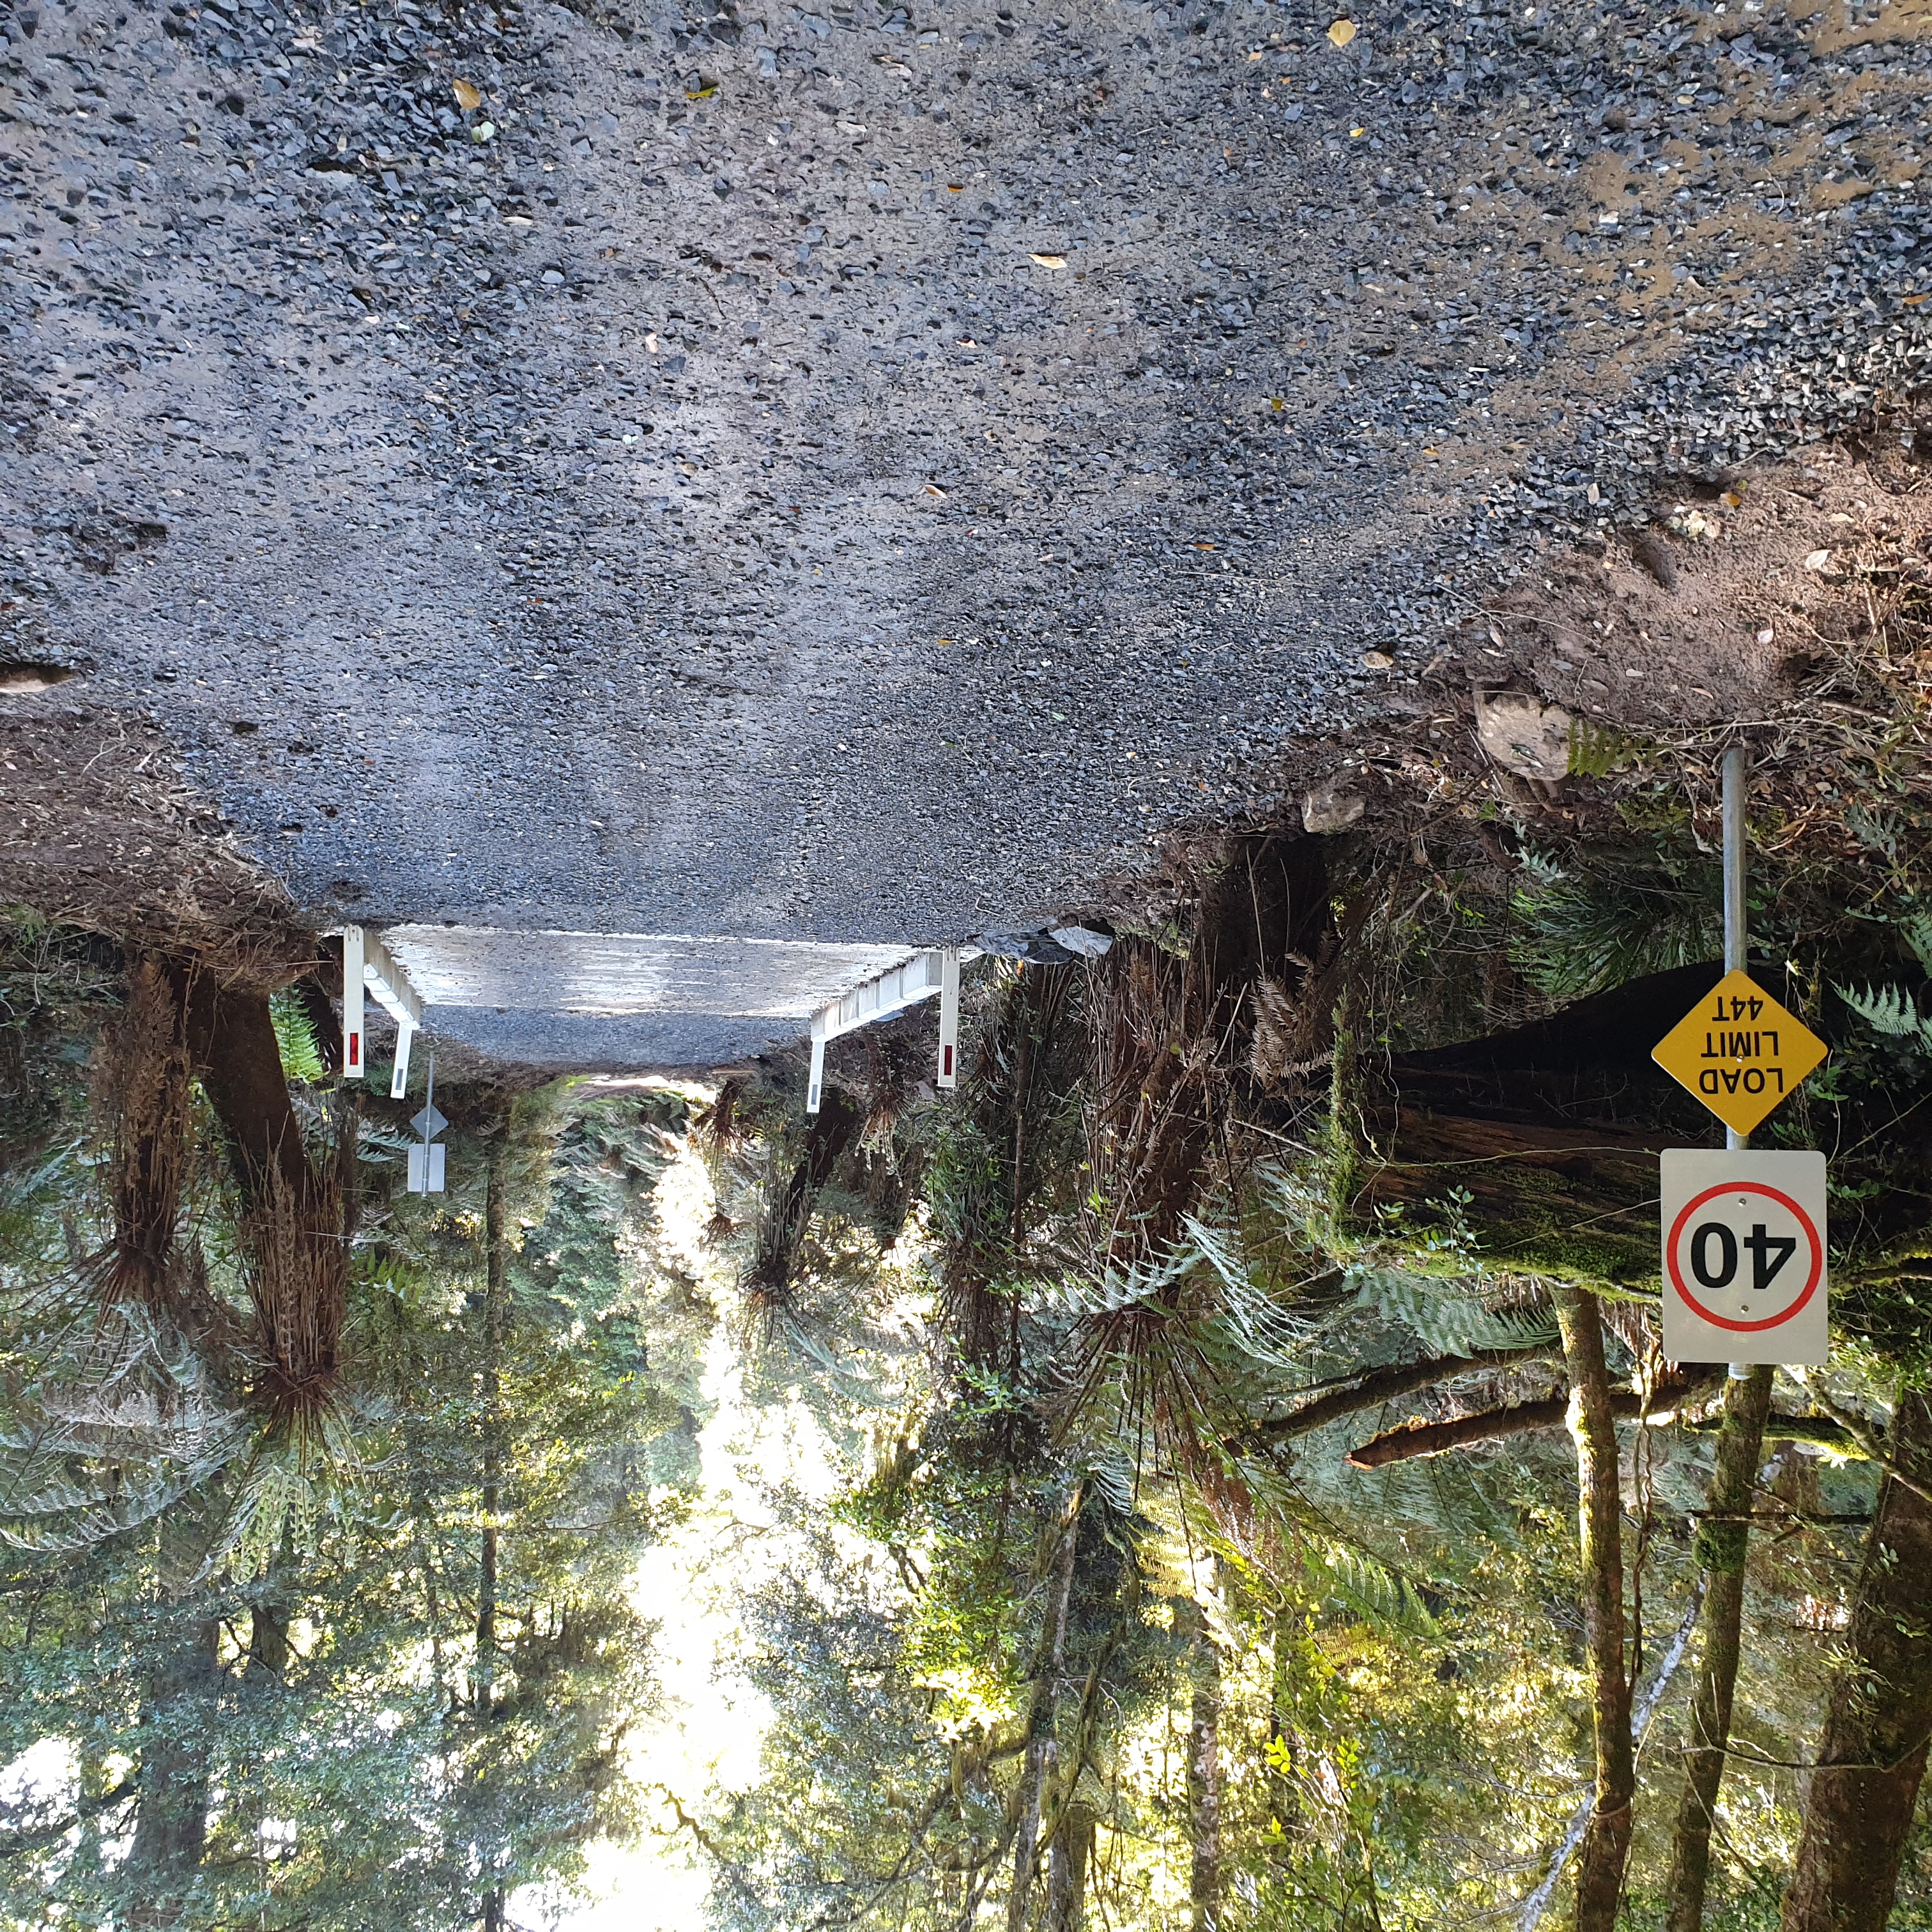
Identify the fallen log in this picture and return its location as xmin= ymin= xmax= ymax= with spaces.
xmin=1232 ymin=1344 xmax=1552 ymax=1455
xmin=1344 ymin=1367 xmax=1724 ymax=1469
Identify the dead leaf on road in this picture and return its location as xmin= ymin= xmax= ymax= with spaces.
xmin=1029 ymin=253 xmax=1068 ymax=269
xmin=453 ymin=78 xmax=482 ymax=110
xmin=1328 ymin=17 xmax=1356 ymax=45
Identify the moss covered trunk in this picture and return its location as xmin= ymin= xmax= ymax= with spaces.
xmin=1664 ymin=1365 xmax=1773 ymax=1932
xmin=1184 ymin=1599 xmax=1223 ymax=1932
xmin=1007 ymin=1486 xmax=1082 ymax=1932
xmin=1554 ymin=1284 xmax=1634 ymax=1932
xmin=1780 ymin=1388 xmax=1932 ymax=1932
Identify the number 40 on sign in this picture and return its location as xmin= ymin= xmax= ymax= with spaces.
xmin=1660 ymin=1149 xmax=1827 ymax=1366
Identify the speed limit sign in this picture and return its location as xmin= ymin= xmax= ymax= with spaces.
xmin=1660 ymin=1149 xmax=1827 ymax=1365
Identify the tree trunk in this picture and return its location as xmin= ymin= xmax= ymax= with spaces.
xmin=104 ymin=954 xmax=191 ymax=1308
xmin=1045 ymin=1801 xmax=1096 ymax=1932
xmin=1361 ymin=962 xmax=1745 ymax=1285
xmin=1663 ymin=1365 xmax=1773 ymax=1932
xmin=1007 ymin=1487 xmax=1082 ymax=1932
xmin=1553 ymin=1284 xmax=1634 ymax=1932
xmin=128 ymin=1616 xmax=218 ymax=1928
xmin=1780 ymin=1388 xmax=1932 ymax=1932
xmin=405 ymin=1414 xmax=448 ymax=1694
xmin=471 ymin=1135 xmax=510 ymax=1932
xmin=477 ymin=1131 xmax=508 ymax=1721
xmin=1088 ymin=834 xmax=1333 ymax=1269
xmin=1183 ymin=1600 xmax=1223 ymax=1932
xmin=175 ymin=964 xmax=344 ymax=1423
xmin=247 ymin=1598 xmax=291 ymax=1679
xmin=940 ymin=967 xmax=1073 ymax=1380
xmin=744 ymin=1087 xmax=863 ymax=1304
xmin=1359 ymin=1110 xmax=1667 ymax=1288
xmin=176 ymin=967 xmax=312 ymax=1209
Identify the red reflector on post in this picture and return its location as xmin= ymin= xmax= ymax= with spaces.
xmin=348 ymin=1032 xmax=362 ymax=1071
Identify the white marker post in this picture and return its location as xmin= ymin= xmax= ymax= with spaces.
xmin=340 ymin=925 xmax=425 ymax=1094
xmin=807 ymin=1013 xmax=829 ymax=1117
xmin=342 ymin=924 xmax=367 ymax=1081
xmin=937 ymin=947 xmax=961 ymax=1090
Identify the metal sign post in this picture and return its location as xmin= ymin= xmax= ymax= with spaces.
xmin=407 ymin=1050 xmax=447 ymax=1195
xmin=1722 ymin=742 xmax=1747 ymax=1147
xmin=1653 ymin=744 xmax=1831 ymax=1367
xmin=1652 ymin=753 xmax=1827 ymax=1137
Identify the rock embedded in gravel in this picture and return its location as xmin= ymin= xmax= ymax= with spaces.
xmin=1046 ymin=925 xmax=1114 ymax=960
xmin=1302 ymin=783 xmax=1367 ymax=836
xmin=1475 ymin=691 xmax=1572 ymax=783
xmin=0 ymin=664 xmax=80 ymax=694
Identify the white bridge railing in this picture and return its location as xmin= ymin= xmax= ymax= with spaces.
xmin=341 ymin=924 xmax=425 ymax=1099
xmin=339 ymin=923 xmax=963 ymax=1119
xmin=808 ymin=947 xmax=962 ymax=1114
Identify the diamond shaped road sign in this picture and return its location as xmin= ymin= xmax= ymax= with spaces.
xmin=411 ymin=1103 xmax=448 ymax=1141
xmin=1652 ymin=969 xmax=1828 ymax=1137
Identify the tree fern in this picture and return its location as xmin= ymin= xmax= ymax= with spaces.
xmin=1510 ymin=857 xmax=1721 ymax=1001
xmin=1303 ymin=1533 xmax=1439 ymax=1635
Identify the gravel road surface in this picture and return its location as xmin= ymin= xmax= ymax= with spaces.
xmin=3 ymin=0 xmax=1928 ymax=1061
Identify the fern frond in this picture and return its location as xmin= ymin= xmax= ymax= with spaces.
xmin=1844 ymin=803 xmax=1903 ymax=862
xmin=1836 ymin=981 xmax=1932 ymax=1043
xmin=268 ymin=990 xmax=328 ymax=1085
xmin=1568 ymin=719 xmax=1639 ymax=780
xmin=1510 ymin=865 xmax=1721 ymax=1002
xmin=1903 ymin=914 xmax=1932 ymax=979
xmin=1348 ymin=1267 xmax=1558 ymax=1355
xmin=1305 ymin=1535 xmax=1439 ymax=1635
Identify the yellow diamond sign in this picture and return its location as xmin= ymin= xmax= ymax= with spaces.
xmin=1652 ymin=969 xmax=1828 ymax=1135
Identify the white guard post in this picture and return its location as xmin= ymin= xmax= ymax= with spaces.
xmin=806 ymin=947 xmax=962 ymax=1114
xmin=342 ymin=925 xmax=366 ymax=1082
xmin=339 ymin=924 xmax=426 ymax=1096
xmin=937 ymin=949 xmax=960 ymax=1089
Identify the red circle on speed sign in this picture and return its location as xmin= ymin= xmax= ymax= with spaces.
xmin=1666 ymin=1181 xmax=1823 ymax=1333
